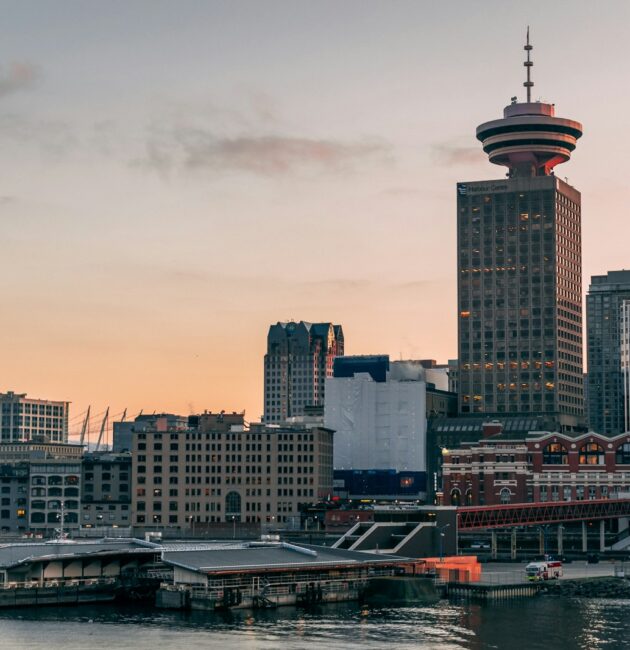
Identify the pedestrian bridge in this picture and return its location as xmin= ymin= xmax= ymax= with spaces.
xmin=457 ymin=498 xmax=630 ymax=530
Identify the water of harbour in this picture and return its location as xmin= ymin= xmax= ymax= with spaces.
xmin=0 ymin=597 xmax=628 ymax=650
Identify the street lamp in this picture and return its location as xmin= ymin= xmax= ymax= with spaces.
xmin=231 ymin=515 xmax=236 ymax=539
xmin=439 ymin=524 xmax=451 ymax=562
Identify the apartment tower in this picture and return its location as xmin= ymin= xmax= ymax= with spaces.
xmin=457 ymin=32 xmax=584 ymax=430
xmin=264 ymin=321 xmax=344 ymax=422
xmin=587 ymin=270 xmax=630 ymax=434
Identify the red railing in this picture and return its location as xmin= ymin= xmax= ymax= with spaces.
xmin=457 ymin=498 xmax=630 ymax=530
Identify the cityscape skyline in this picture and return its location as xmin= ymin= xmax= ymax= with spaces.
xmin=3 ymin=2 xmax=630 ymax=431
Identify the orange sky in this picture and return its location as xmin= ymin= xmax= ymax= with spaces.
xmin=2 ymin=2 xmax=630 ymax=439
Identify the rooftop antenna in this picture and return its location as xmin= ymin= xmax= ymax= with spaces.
xmin=524 ymin=26 xmax=533 ymax=103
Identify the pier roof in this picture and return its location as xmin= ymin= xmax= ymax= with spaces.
xmin=161 ymin=542 xmax=412 ymax=575
xmin=0 ymin=538 xmax=159 ymax=569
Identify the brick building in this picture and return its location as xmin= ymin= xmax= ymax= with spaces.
xmin=442 ymin=425 xmax=630 ymax=506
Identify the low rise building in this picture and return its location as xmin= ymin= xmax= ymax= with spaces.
xmin=130 ymin=414 xmax=333 ymax=531
xmin=441 ymin=425 xmax=630 ymax=506
xmin=0 ymin=464 xmax=29 ymax=533
xmin=0 ymin=441 xmax=83 ymax=535
xmin=0 ymin=392 xmax=70 ymax=443
xmin=113 ymin=413 xmax=188 ymax=452
xmin=81 ymin=452 xmax=131 ymax=530
xmin=29 ymin=459 xmax=82 ymax=533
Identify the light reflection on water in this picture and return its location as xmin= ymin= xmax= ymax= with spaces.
xmin=0 ymin=598 xmax=628 ymax=650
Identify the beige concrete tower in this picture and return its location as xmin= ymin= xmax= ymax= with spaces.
xmin=457 ymin=31 xmax=584 ymax=431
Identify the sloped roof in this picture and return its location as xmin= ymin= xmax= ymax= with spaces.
xmin=162 ymin=542 xmax=407 ymax=574
xmin=0 ymin=539 xmax=159 ymax=569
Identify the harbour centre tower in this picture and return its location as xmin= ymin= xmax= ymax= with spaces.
xmin=457 ymin=33 xmax=584 ymax=431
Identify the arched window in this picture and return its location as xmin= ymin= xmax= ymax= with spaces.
xmin=579 ymin=443 xmax=605 ymax=465
xmin=465 ymin=489 xmax=473 ymax=506
xmin=615 ymin=443 xmax=630 ymax=465
xmin=48 ymin=475 xmax=62 ymax=486
xmin=500 ymin=488 xmax=511 ymax=504
xmin=225 ymin=491 xmax=241 ymax=522
xmin=542 ymin=442 xmax=568 ymax=465
xmin=450 ymin=489 xmax=461 ymax=506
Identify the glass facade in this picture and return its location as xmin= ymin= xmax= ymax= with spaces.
xmin=586 ymin=271 xmax=630 ymax=433
xmin=457 ymin=176 xmax=583 ymax=428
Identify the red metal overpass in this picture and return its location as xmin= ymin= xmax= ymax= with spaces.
xmin=457 ymin=498 xmax=630 ymax=530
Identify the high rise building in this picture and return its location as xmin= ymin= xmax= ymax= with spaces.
xmin=457 ymin=32 xmax=584 ymax=430
xmin=0 ymin=391 xmax=70 ymax=443
xmin=587 ymin=270 xmax=630 ymax=433
xmin=264 ymin=321 xmax=344 ymax=422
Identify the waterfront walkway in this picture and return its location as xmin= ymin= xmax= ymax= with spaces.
xmin=477 ymin=561 xmax=624 ymax=585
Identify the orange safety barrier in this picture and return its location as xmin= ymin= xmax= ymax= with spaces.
xmin=418 ymin=556 xmax=482 ymax=583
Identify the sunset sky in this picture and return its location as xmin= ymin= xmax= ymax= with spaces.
xmin=2 ymin=1 xmax=630 ymax=439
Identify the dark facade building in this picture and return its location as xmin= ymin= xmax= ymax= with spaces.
xmin=587 ymin=270 xmax=630 ymax=434
xmin=81 ymin=452 xmax=131 ymax=529
xmin=333 ymin=355 xmax=389 ymax=383
xmin=264 ymin=321 xmax=344 ymax=423
xmin=0 ymin=442 xmax=83 ymax=535
xmin=457 ymin=35 xmax=584 ymax=431
xmin=0 ymin=464 xmax=29 ymax=533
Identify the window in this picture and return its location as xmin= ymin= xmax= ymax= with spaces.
xmin=579 ymin=443 xmax=605 ymax=465
xmin=542 ymin=443 xmax=568 ymax=465
xmin=615 ymin=443 xmax=630 ymax=464
xmin=225 ymin=491 xmax=241 ymax=520
xmin=500 ymin=488 xmax=511 ymax=504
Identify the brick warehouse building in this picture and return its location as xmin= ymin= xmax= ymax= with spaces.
xmin=130 ymin=414 xmax=334 ymax=531
xmin=442 ymin=424 xmax=630 ymax=506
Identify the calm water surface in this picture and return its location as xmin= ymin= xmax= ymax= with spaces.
xmin=0 ymin=598 xmax=627 ymax=650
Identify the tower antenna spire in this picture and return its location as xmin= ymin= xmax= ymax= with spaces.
xmin=524 ymin=26 xmax=533 ymax=102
